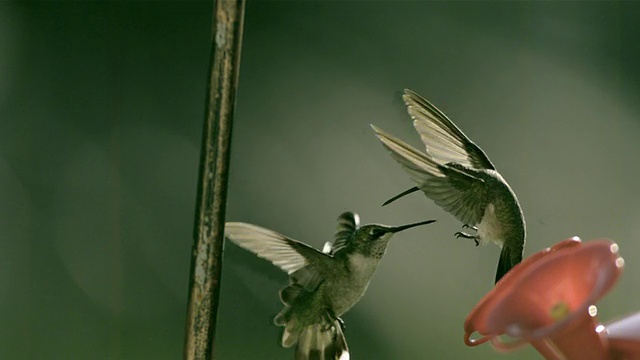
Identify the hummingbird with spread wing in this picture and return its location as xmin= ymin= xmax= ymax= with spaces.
xmin=225 ymin=212 xmax=435 ymax=360
xmin=371 ymin=89 xmax=525 ymax=283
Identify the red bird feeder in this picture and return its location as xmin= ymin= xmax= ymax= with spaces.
xmin=464 ymin=237 xmax=640 ymax=359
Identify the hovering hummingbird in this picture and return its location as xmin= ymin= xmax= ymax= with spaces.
xmin=371 ymin=89 xmax=526 ymax=283
xmin=225 ymin=212 xmax=435 ymax=360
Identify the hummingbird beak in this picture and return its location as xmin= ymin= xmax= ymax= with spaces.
xmin=389 ymin=219 xmax=436 ymax=233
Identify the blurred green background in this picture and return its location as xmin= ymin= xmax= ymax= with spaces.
xmin=2 ymin=1 xmax=640 ymax=359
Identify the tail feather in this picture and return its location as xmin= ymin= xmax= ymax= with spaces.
xmin=276 ymin=283 xmax=348 ymax=358
xmin=495 ymin=244 xmax=522 ymax=283
xmin=282 ymin=320 xmax=300 ymax=348
xmin=275 ymin=308 xmax=299 ymax=347
xmin=294 ymin=321 xmax=349 ymax=360
xmin=276 ymin=282 xmax=306 ymax=347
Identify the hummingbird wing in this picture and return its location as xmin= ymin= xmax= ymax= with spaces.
xmin=372 ymin=125 xmax=490 ymax=226
xmin=225 ymin=222 xmax=333 ymax=291
xmin=330 ymin=212 xmax=360 ymax=255
xmin=403 ymin=89 xmax=495 ymax=171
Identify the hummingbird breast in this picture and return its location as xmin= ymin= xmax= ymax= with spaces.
xmin=476 ymin=203 xmax=504 ymax=247
xmin=476 ymin=172 xmax=526 ymax=248
xmin=324 ymin=253 xmax=380 ymax=316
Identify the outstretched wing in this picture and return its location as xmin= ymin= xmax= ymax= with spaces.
xmin=225 ymin=222 xmax=329 ymax=274
xmin=403 ymin=89 xmax=495 ymax=171
xmin=372 ymin=125 xmax=490 ymax=226
xmin=225 ymin=223 xmax=334 ymax=292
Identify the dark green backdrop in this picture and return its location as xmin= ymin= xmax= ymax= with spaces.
xmin=1 ymin=1 xmax=639 ymax=359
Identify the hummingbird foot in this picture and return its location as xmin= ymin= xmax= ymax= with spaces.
xmin=462 ymin=224 xmax=478 ymax=232
xmin=455 ymin=231 xmax=480 ymax=246
xmin=322 ymin=309 xmax=346 ymax=332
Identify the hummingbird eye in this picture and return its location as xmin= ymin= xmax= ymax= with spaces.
xmin=369 ymin=228 xmax=386 ymax=238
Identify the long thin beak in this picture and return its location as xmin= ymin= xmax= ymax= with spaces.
xmin=390 ymin=219 xmax=436 ymax=233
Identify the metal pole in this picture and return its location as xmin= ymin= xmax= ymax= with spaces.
xmin=183 ymin=0 xmax=245 ymax=359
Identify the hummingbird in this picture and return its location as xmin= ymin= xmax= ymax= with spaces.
xmin=224 ymin=212 xmax=435 ymax=360
xmin=371 ymin=89 xmax=526 ymax=284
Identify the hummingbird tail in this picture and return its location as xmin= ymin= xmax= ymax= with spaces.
xmin=275 ymin=287 xmax=300 ymax=347
xmin=294 ymin=320 xmax=349 ymax=360
xmin=495 ymin=245 xmax=523 ymax=283
xmin=276 ymin=311 xmax=349 ymax=360
xmin=275 ymin=283 xmax=311 ymax=347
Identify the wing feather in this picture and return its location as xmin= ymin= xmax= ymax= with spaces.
xmin=403 ymin=89 xmax=495 ymax=170
xmin=372 ymin=125 xmax=489 ymax=226
xmin=225 ymin=222 xmax=331 ymax=275
xmin=331 ymin=212 xmax=359 ymax=255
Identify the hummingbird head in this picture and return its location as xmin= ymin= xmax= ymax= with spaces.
xmin=352 ymin=219 xmax=436 ymax=259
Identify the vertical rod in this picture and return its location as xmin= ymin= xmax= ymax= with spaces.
xmin=183 ymin=0 xmax=245 ymax=359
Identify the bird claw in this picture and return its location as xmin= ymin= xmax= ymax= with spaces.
xmin=454 ymin=231 xmax=480 ymax=247
xmin=454 ymin=231 xmax=472 ymax=238
xmin=323 ymin=309 xmax=346 ymax=332
xmin=462 ymin=224 xmax=478 ymax=231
